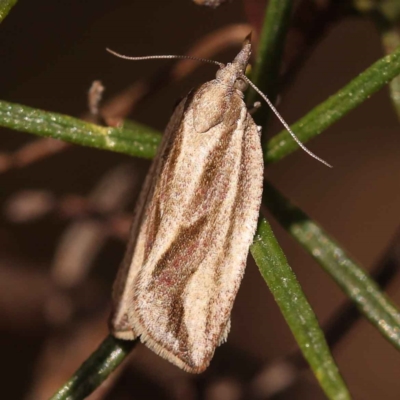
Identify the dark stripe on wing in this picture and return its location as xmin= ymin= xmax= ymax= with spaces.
xmin=147 ymin=215 xmax=209 ymax=364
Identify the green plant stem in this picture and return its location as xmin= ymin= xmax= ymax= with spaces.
xmin=250 ymin=219 xmax=351 ymax=400
xmin=0 ymin=100 xmax=161 ymax=159
xmin=246 ymin=0 xmax=293 ymax=128
xmin=265 ymin=43 xmax=400 ymax=164
xmin=3 ymin=44 xmax=400 ymax=166
xmin=0 ymin=0 xmax=17 ymax=22
xmin=263 ymin=182 xmax=400 ymax=350
xmin=50 ymin=336 xmax=137 ymax=400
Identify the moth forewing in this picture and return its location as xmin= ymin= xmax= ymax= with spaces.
xmin=110 ymin=42 xmax=264 ymax=373
xmin=110 ymin=99 xmax=187 ymax=339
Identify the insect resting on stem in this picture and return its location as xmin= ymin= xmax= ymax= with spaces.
xmin=107 ymin=36 xmax=330 ymax=373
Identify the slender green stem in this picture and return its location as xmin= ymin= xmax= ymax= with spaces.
xmin=263 ymin=182 xmax=400 ymax=350
xmin=251 ymin=219 xmax=351 ymax=400
xmin=0 ymin=0 xmax=17 ymax=23
xmin=246 ymin=0 xmax=293 ymax=129
xmin=3 ymin=44 xmax=400 ymax=166
xmin=50 ymin=336 xmax=137 ymax=400
xmin=0 ymin=100 xmax=161 ymax=159
xmin=265 ymin=43 xmax=400 ymax=164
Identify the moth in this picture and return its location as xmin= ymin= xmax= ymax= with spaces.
xmin=108 ymin=39 xmax=330 ymax=373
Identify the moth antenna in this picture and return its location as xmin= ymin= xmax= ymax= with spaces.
xmin=241 ymin=75 xmax=332 ymax=168
xmin=106 ymin=48 xmax=224 ymax=68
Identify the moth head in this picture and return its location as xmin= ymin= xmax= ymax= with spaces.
xmin=214 ymin=38 xmax=252 ymax=88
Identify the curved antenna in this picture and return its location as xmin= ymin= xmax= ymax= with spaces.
xmin=241 ymin=74 xmax=332 ymax=168
xmin=107 ymin=46 xmax=331 ymax=167
xmin=106 ymin=48 xmax=224 ymax=68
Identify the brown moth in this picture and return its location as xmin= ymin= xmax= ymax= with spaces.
xmin=108 ymin=39 xmax=330 ymax=373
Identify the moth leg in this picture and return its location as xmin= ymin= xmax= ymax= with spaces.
xmin=248 ymin=101 xmax=261 ymax=115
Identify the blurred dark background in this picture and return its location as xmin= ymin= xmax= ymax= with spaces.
xmin=0 ymin=1 xmax=400 ymax=399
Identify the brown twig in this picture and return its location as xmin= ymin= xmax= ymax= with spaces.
xmin=0 ymin=138 xmax=70 ymax=174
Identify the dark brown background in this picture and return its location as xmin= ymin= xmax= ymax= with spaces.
xmin=0 ymin=1 xmax=399 ymax=399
